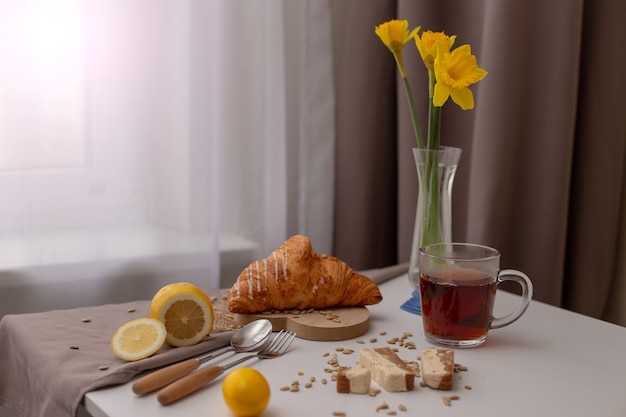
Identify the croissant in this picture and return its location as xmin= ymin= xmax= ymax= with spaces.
xmin=227 ymin=235 xmax=382 ymax=314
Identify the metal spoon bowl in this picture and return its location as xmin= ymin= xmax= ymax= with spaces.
xmin=132 ymin=319 xmax=272 ymax=396
xmin=230 ymin=319 xmax=273 ymax=351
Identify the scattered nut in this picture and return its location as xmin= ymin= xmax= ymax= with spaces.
xmin=368 ymin=388 xmax=382 ymax=397
xmin=375 ymin=401 xmax=389 ymax=412
xmin=81 ymin=318 xmax=91 ymax=323
xmin=69 ymin=345 xmax=79 ymax=350
xmin=398 ymin=404 xmax=407 ymax=412
xmin=98 ymin=365 xmax=109 ymax=371
xmin=332 ymin=412 xmax=346 ymax=417
xmin=127 ymin=308 xmax=136 ymax=313
xmin=442 ymin=395 xmax=460 ymax=406
xmin=465 ymin=385 xmax=473 ymax=390
xmin=402 ymin=341 xmax=417 ymax=350
xmin=327 ymin=353 xmax=340 ymax=368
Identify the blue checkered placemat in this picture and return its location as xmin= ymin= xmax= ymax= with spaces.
xmin=400 ymin=290 xmax=421 ymax=315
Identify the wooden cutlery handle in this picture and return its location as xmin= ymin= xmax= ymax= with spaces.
xmin=157 ymin=365 xmax=224 ymax=405
xmin=132 ymin=359 xmax=200 ymax=396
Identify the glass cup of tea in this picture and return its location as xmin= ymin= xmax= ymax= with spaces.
xmin=418 ymin=243 xmax=533 ymax=348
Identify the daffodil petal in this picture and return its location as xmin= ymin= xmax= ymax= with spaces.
xmin=449 ymin=87 xmax=474 ymax=110
xmin=375 ymin=20 xmax=418 ymax=54
xmin=433 ymin=82 xmax=450 ymax=107
xmin=416 ymin=31 xmax=456 ymax=70
xmin=473 ymin=67 xmax=488 ymax=83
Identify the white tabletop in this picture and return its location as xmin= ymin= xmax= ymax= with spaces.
xmin=85 ymin=274 xmax=626 ymax=417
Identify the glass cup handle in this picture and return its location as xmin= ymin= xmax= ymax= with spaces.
xmin=490 ymin=269 xmax=534 ymax=329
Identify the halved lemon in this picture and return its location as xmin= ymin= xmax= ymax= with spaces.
xmin=110 ymin=317 xmax=167 ymax=361
xmin=149 ymin=282 xmax=214 ymax=347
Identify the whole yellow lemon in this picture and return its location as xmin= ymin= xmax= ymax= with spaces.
xmin=222 ymin=368 xmax=270 ymax=417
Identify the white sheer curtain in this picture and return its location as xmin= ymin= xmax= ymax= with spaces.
xmin=0 ymin=0 xmax=335 ymax=316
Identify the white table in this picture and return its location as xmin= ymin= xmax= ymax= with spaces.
xmin=85 ymin=274 xmax=626 ymax=417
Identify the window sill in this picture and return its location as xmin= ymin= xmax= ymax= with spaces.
xmin=0 ymin=228 xmax=258 ymax=317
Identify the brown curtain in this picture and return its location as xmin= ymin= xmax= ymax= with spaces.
xmin=332 ymin=0 xmax=626 ymax=322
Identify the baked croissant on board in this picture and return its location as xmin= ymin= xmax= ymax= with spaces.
xmin=227 ymin=235 xmax=382 ymax=314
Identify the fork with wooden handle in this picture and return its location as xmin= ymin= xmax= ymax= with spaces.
xmin=157 ymin=330 xmax=296 ymax=405
xmin=133 ymin=319 xmax=273 ymax=395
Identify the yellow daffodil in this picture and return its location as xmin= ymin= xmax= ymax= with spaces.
xmin=375 ymin=18 xmax=488 ymax=259
xmin=415 ymin=30 xmax=456 ymax=70
xmin=375 ymin=20 xmax=419 ymax=77
xmin=433 ymin=44 xmax=488 ymax=110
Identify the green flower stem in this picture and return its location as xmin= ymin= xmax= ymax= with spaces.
xmin=426 ymin=68 xmax=440 ymax=151
xmin=401 ymin=76 xmax=424 ymax=150
xmin=421 ymin=69 xmax=443 ymax=246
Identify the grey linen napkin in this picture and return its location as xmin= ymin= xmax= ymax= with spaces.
xmin=0 ymin=296 xmax=235 ymax=417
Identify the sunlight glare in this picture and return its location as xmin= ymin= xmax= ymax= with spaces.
xmin=0 ymin=0 xmax=87 ymax=170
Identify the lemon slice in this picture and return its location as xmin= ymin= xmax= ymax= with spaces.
xmin=110 ymin=318 xmax=166 ymax=361
xmin=149 ymin=282 xmax=214 ymax=347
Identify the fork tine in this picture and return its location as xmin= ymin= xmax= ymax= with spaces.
xmin=276 ymin=331 xmax=296 ymax=354
xmin=262 ymin=330 xmax=296 ymax=354
xmin=266 ymin=330 xmax=288 ymax=351
xmin=263 ymin=330 xmax=286 ymax=352
xmin=270 ymin=330 xmax=296 ymax=354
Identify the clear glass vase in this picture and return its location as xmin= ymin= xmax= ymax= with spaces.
xmin=408 ymin=146 xmax=462 ymax=289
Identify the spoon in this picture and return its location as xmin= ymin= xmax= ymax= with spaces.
xmin=132 ymin=319 xmax=273 ymax=396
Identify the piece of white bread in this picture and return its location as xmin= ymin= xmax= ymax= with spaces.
xmin=421 ymin=348 xmax=454 ymax=390
xmin=336 ymin=366 xmax=371 ymax=394
xmin=358 ymin=347 xmax=416 ymax=392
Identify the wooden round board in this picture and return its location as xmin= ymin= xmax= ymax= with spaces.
xmin=233 ymin=307 xmax=370 ymax=341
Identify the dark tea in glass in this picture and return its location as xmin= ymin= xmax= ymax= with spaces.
xmin=419 ymin=269 xmax=496 ymax=342
xmin=418 ymin=243 xmax=533 ymax=348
